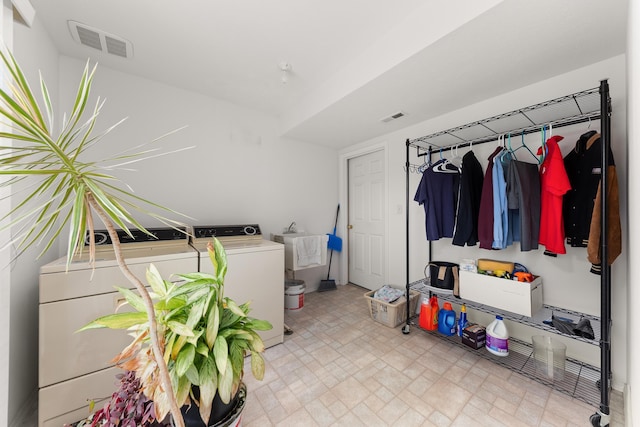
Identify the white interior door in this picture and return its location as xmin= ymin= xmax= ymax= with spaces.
xmin=348 ymin=150 xmax=385 ymax=290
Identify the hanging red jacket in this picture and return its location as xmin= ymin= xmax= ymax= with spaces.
xmin=538 ymin=135 xmax=571 ymax=254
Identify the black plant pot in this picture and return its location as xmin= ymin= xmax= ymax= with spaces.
xmin=180 ymin=384 xmax=246 ymax=427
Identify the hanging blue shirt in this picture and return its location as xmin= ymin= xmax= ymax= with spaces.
xmin=414 ymin=160 xmax=458 ymax=241
xmin=492 ymin=151 xmax=510 ymax=249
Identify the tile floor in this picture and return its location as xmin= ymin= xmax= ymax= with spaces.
xmin=241 ymin=284 xmax=625 ymax=427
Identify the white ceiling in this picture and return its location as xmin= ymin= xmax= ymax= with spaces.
xmin=28 ymin=0 xmax=628 ymax=148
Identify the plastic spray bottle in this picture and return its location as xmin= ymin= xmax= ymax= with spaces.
xmin=457 ymin=303 xmax=468 ymax=337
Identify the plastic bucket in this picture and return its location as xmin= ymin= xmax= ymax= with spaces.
xmin=285 ymin=279 xmax=305 ymax=310
xmin=532 ymin=335 xmax=566 ymax=381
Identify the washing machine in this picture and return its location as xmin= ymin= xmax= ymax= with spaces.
xmin=38 ymin=227 xmax=198 ymax=427
xmin=189 ymin=225 xmax=284 ymax=349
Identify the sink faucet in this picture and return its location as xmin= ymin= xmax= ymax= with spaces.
xmin=287 ymin=221 xmax=296 ymax=233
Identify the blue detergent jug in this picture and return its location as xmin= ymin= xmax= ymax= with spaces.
xmin=438 ymin=302 xmax=456 ymax=336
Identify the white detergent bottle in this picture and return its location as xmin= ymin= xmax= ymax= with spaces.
xmin=485 ymin=315 xmax=509 ymax=357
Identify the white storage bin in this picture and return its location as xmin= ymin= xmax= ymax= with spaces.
xmin=459 ymin=270 xmax=543 ymax=317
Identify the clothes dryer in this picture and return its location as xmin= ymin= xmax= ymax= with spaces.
xmin=189 ymin=225 xmax=284 ymax=349
xmin=38 ymin=228 xmax=198 ymax=427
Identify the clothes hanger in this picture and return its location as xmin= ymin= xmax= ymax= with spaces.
xmin=449 ymin=144 xmax=464 ymax=168
xmin=511 ymin=131 xmax=540 ymax=164
xmin=434 ymin=146 xmax=460 ymax=173
xmin=417 ymin=149 xmax=432 ymax=173
xmin=498 ymin=134 xmax=513 ymax=162
xmin=504 ymin=133 xmax=517 ymax=160
xmin=538 ymin=126 xmax=546 ymax=164
xmin=541 ymin=124 xmax=553 ymax=163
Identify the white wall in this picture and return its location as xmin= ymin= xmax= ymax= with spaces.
xmin=0 ymin=2 xmax=14 ymax=424
xmin=627 ymin=0 xmax=639 ymax=424
xmin=57 ymin=56 xmax=339 ymax=291
xmin=4 ymin=12 xmax=61 ymax=426
xmin=342 ymin=55 xmax=629 ymax=392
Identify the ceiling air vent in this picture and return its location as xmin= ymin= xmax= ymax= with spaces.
xmin=381 ymin=111 xmax=406 ymax=123
xmin=68 ymin=20 xmax=133 ymax=59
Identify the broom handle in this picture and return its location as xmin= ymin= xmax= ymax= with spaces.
xmin=327 ymin=204 xmax=340 ymax=280
xmin=326 ymin=248 xmax=333 ymax=280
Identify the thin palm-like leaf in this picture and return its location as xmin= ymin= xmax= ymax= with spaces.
xmin=8 ymin=180 xmax=72 ymax=231
xmin=16 ymin=195 xmax=72 ymax=257
xmin=0 ymin=52 xmax=46 ymax=130
xmin=0 ymin=175 xmax=64 ymax=223
xmin=102 ymin=145 xmax=195 ymax=170
xmin=67 ymin=185 xmax=88 ymax=262
xmin=9 ymin=204 xmax=73 ymax=261
xmin=39 ymin=71 xmax=54 ymax=130
xmin=94 ymin=182 xmax=194 ymax=224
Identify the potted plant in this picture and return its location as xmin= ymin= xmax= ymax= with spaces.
xmin=0 ymin=50 xmax=213 ymax=427
xmin=67 ymin=370 xmax=170 ymax=427
xmin=81 ymin=238 xmax=272 ymax=426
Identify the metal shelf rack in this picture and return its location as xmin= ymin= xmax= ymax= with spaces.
xmin=413 ymin=324 xmax=601 ymax=407
xmin=402 ymin=81 xmax=613 ymax=426
xmin=410 ymin=279 xmax=601 ymax=346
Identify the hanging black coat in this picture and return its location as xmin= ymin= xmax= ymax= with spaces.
xmin=453 ymin=151 xmax=484 ymax=246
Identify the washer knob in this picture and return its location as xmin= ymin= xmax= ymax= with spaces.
xmin=87 ymin=232 xmax=109 ymax=245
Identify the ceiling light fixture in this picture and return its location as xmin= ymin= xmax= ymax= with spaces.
xmin=279 ymin=62 xmax=292 ymax=84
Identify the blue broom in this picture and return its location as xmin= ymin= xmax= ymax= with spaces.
xmin=319 ymin=204 xmax=342 ymax=291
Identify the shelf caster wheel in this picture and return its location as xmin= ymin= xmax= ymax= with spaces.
xmin=590 ymin=411 xmax=609 ymax=427
xmin=402 ymin=324 xmax=410 ymax=334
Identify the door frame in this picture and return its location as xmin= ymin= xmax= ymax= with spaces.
xmin=338 ymin=142 xmax=389 ymax=287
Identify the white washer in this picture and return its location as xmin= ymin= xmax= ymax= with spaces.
xmin=38 ymin=228 xmax=198 ymax=427
xmin=189 ymin=225 xmax=284 ymax=349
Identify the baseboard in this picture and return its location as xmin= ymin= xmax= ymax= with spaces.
xmin=625 ymin=383 xmax=632 ymax=427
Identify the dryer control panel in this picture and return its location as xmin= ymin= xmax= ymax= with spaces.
xmin=190 ymin=224 xmax=262 ymax=244
xmin=85 ymin=227 xmax=188 ymax=246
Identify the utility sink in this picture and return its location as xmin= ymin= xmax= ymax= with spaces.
xmin=275 ymin=232 xmax=308 ymax=238
xmin=272 ymin=232 xmax=308 ymax=244
xmin=271 ymin=232 xmax=328 ymax=271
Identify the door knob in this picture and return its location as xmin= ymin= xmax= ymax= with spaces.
xmin=348 ymin=225 xmax=353 ymax=229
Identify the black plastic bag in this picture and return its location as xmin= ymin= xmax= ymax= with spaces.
xmin=551 ymin=314 xmax=576 ymax=335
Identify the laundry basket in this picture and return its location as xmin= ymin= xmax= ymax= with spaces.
xmin=364 ymin=289 xmax=420 ymax=328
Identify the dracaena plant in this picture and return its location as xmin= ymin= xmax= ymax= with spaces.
xmin=81 ymin=239 xmax=272 ymax=425
xmin=0 ymin=50 xmax=191 ymax=426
